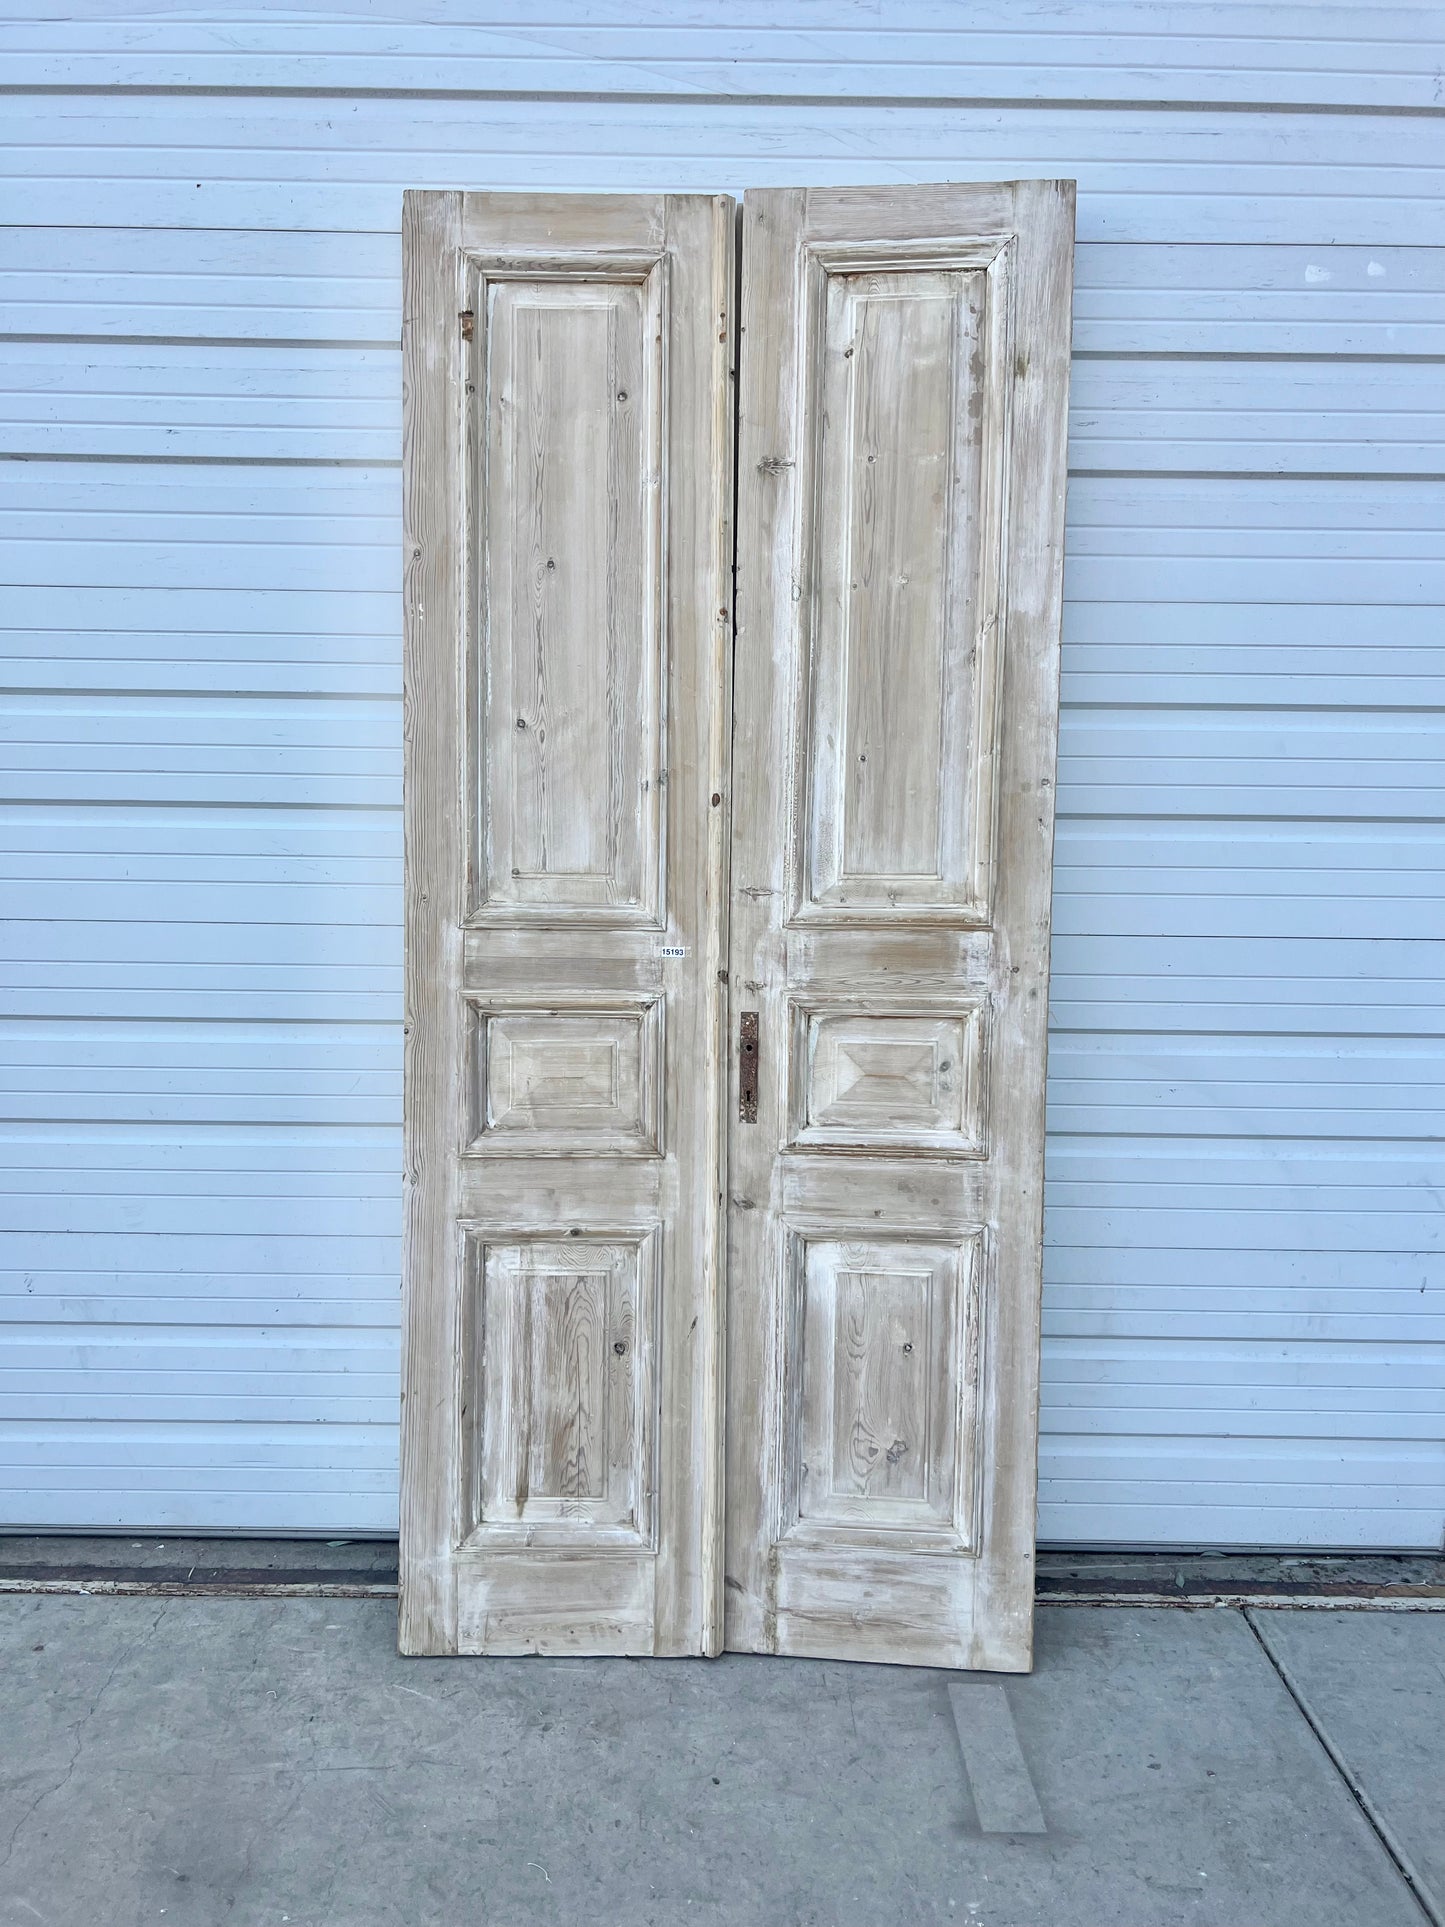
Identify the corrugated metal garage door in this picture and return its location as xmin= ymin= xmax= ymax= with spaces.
xmin=2 ymin=3 xmax=1442 ymax=1544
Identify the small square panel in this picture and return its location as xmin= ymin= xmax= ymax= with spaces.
xmin=461 ymin=1230 xmax=659 ymax=1551
xmin=789 ymin=1004 xmax=985 ymax=1154
xmin=468 ymin=1003 xmax=662 ymax=1155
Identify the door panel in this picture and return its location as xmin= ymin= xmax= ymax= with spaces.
xmin=805 ymin=259 xmax=997 ymax=919
xmin=400 ymin=192 xmax=734 ymax=1655
xmin=726 ymin=184 xmax=1075 ymax=1671
xmin=478 ymin=273 xmax=664 ymax=920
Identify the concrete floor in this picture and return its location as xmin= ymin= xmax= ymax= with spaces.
xmin=0 ymin=1596 xmax=1440 ymax=1927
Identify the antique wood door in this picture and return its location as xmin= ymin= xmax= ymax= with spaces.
xmin=725 ymin=183 xmax=1075 ymax=1672
xmin=402 ymin=182 xmax=1072 ymax=1667
xmin=400 ymin=192 xmax=734 ymax=1655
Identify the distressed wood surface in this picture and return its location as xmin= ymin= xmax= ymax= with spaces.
xmin=467 ymin=1234 xmax=656 ymax=1549
xmin=789 ymin=1002 xmax=987 ymax=1155
xmin=726 ymin=181 xmax=1075 ymax=1672
xmin=479 ymin=271 xmax=662 ymax=920
xmin=400 ymin=191 xmax=734 ymax=1656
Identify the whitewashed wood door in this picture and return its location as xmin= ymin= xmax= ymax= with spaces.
xmin=400 ymin=192 xmax=734 ymax=1655
xmin=725 ymin=183 xmax=1075 ymax=1672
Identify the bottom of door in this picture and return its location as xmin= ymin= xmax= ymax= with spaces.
xmin=401 ymin=1548 xmax=725 ymax=1658
xmin=723 ymin=1546 xmax=1034 ymax=1674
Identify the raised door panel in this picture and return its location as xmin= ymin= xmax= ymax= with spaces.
xmin=462 ymin=1232 xmax=659 ymax=1549
xmin=470 ymin=1002 xmax=663 ymax=1155
xmin=788 ymin=1002 xmax=987 ymax=1154
xmin=478 ymin=274 xmax=664 ymax=921
xmin=401 ymin=191 xmax=733 ymax=1657
xmin=727 ymin=183 xmax=1074 ymax=1672
xmin=785 ymin=1232 xmax=980 ymax=1549
xmin=805 ymin=254 xmax=1007 ymax=921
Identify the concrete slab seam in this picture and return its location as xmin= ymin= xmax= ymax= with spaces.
xmin=1244 ymin=1606 xmax=1444 ymax=1927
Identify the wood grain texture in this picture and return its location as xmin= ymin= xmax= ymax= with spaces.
xmin=399 ymin=186 xmax=466 ymax=1654
xmin=464 ymin=1232 xmax=656 ymax=1549
xmin=471 ymin=1002 xmax=663 ymax=1155
xmin=789 ymin=1002 xmax=987 ymax=1155
xmin=789 ymin=1233 xmax=978 ymax=1549
xmin=478 ymin=271 xmax=663 ymax=921
xmin=726 ymin=181 xmax=1074 ymax=1672
xmin=800 ymin=238 xmax=1009 ymax=924
xmin=400 ymin=191 xmax=734 ymax=1656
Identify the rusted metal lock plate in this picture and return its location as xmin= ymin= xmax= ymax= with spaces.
xmin=739 ymin=1011 xmax=759 ymax=1123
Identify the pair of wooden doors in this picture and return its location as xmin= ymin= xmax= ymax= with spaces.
xmin=400 ymin=182 xmax=1074 ymax=1670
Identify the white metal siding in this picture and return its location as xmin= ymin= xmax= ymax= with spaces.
xmin=1 ymin=2 xmax=1442 ymax=1544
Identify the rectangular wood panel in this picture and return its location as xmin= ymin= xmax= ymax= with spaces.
xmin=470 ymin=1002 xmax=663 ymax=1155
xmin=787 ymin=1232 xmax=980 ymax=1548
xmin=477 ymin=271 xmax=664 ymax=921
xmin=462 ymin=1232 xmax=658 ymax=1548
xmin=401 ymin=191 xmax=733 ymax=1656
xmin=727 ymin=183 xmax=1074 ymax=1672
xmin=803 ymin=244 xmax=1010 ymax=922
xmin=789 ymin=1002 xmax=987 ymax=1155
